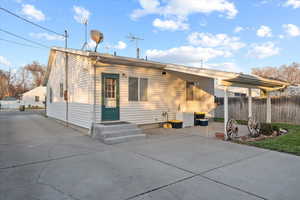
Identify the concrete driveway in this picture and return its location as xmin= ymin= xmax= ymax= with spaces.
xmin=1 ymin=112 xmax=300 ymax=200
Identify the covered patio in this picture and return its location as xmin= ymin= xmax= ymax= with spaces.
xmin=164 ymin=65 xmax=289 ymax=140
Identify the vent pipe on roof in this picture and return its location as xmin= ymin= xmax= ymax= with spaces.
xmin=137 ymin=48 xmax=140 ymax=59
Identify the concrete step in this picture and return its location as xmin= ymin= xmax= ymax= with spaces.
xmin=94 ymin=128 xmax=142 ymax=139
xmin=91 ymin=122 xmax=146 ymax=144
xmin=93 ymin=123 xmax=139 ymax=132
xmin=100 ymin=128 xmax=142 ymax=139
xmin=102 ymin=134 xmax=146 ymax=145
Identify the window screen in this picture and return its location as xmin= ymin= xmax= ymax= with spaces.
xmin=140 ymin=78 xmax=148 ymax=101
xmin=35 ymin=96 xmax=39 ymax=102
xmin=128 ymin=77 xmax=139 ymax=101
xmin=186 ymin=81 xmax=194 ymax=101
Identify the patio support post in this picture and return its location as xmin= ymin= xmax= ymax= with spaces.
xmin=224 ymin=87 xmax=229 ymax=140
xmin=266 ymin=92 xmax=271 ymax=123
xmin=248 ymin=88 xmax=252 ymax=118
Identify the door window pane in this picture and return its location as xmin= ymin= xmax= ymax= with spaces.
xmin=129 ymin=77 xmax=138 ymax=101
xmin=140 ymin=78 xmax=148 ymax=101
xmin=105 ymin=78 xmax=116 ymax=98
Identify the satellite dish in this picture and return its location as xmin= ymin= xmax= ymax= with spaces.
xmin=90 ymin=30 xmax=104 ymax=52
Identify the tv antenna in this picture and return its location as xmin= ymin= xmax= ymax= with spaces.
xmin=127 ymin=33 xmax=144 ymax=59
xmin=81 ymin=19 xmax=88 ymax=50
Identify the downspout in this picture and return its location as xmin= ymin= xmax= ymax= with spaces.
xmin=64 ymin=30 xmax=69 ymax=127
xmin=93 ymin=62 xmax=96 ymax=123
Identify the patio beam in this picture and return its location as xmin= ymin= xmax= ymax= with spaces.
xmin=266 ymin=93 xmax=271 ymax=123
xmin=224 ymin=87 xmax=229 ymax=140
xmin=248 ymin=88 xmax=252 ymax=118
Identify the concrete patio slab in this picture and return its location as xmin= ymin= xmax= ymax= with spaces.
xmin=115 ymin=134 xmax=267 ymax=174
xmin=204 ymin=151 xmax=300 ymax=200
xmin=131 ymin=176 xmax=261 ymax=200
xmin=1 ymin=149 xmax=192 ymax=200
xmin=1 ymin=112 xmax=300 ymax=200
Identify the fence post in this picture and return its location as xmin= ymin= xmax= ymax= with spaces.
xmin=266 ymin=93 xmax=271 ymax=123
xmin=224 ymin=87 xmax=229 ymax=140
xmin=248 ymin=88 xmax=252 ymax=118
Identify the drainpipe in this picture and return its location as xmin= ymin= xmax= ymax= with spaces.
xmin=93 ymin=63 xmax=96 ymax=123
xmin=64 ymin=30 xmax=69 ymax=127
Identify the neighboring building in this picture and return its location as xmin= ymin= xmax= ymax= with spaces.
xmin=0 ymin=97 xmax=21 ymax=110
xmin=21 ymin=86 xmax=46 ymax=108
xmin=270 ymin=85 xmax=300 ymax=96
xmin=43 ymin=47 xmax=273 ymax=130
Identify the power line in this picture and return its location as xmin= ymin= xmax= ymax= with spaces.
xmin=0 ymin=38 xmax=43 ymax=49
xmin=0 ymin=28 xmax=49 ymax=49
xmin=0 ymin=7 xmax=65 ymax=37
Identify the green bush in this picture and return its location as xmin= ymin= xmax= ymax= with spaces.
xmin=260 ymin=123 xmax=279 ymax=136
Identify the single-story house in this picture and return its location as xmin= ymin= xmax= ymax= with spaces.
xmin=43 ymin=47 xmax=289 ymax=138
xmin=21 ymin=86 xmax=46 ymax=108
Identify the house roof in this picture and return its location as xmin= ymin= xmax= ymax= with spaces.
xmin=43 ymin=47 xmax=289 ymax=91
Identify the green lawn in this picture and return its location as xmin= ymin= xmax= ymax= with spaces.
xmin=213 ymin=118 xmax=300 ymax=156
xmin=248 ymin=123 xmax=300 ymax=156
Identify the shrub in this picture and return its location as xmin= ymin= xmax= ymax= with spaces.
xmin=260 ymin=123 xmax=278 ymax=136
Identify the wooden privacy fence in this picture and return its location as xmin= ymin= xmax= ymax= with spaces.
xmin=214 ymin=96 xmax=300 ymax=124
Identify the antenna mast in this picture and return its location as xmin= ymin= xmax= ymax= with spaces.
xmin=127 ymin=33 xmax=144 ymax=59
xmin=81 ymin=19 xmax=88 ymax=50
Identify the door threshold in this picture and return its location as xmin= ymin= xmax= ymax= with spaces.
xmin=100 ymin=121 xmax=130 ymax=125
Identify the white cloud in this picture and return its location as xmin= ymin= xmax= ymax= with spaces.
xmin=146 ymin=46 xmax=231 ymax=66
xmin=256 ymin=25 xmax=272 ymax=37
xmin=29 ymin=33 xmax=64 ymax=41
xmin=248 ymin=42 xmax=280 ymax=59
xmin=284 ymin=0 xmax=300 ymax=8
xmin=206 ymin=62 xmax=241 ymax=72
xmin=187 ymin=32 xmax=245 ymax=50
xmin=131 ymin=0 xmax=238 ymax=20
xmin=282 ymin=24 xmax=300 ymax=37
xmin=87 ymin=39 xmax=97 ymax=49
xmin=234 ymin=26 xmax=244 ymax=33
xmin=114 ymin=41 xmax=127 ymax=50
xmin=73 ymin=6 xmax=90 ymax=24
xmin=152 ymin=18 xmax=189 ymax=31
xmin=87 ymin=40 xmax=127 ymax=51
xmin=0 ymin=56 xmax=11 ymax=67
xmin=21 ymin=4 xmax=45 ymax=21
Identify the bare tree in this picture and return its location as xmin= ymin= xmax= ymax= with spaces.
xmin=24 ymin=61 xmax=46 ymax=87
xmin=252 ymin=62 xmax=300 ymax=85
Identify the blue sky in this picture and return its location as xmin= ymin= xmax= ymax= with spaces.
xmin=1 ymin=0 xmax=300 ymax=74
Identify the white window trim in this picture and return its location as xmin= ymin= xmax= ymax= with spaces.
xmin=128 ymin=76 xmax=149 ymax=102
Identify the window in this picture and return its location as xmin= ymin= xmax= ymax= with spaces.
xmin=128 ymin=77 xmax=149 ymax=101
xmin=129 ymin=77 xmax=139 ymax=101
xmin=49 ymin=88 xmax=53 ymax=103
xmin=186 ymin=81 xmax=195 ymax=101
xmin=35 ymin=96 xmax=39 ymax=102
xmin=140 ymin=78 xmax=148 ymax=101
xmin=60 ymin=83 xmax=64 ymax=98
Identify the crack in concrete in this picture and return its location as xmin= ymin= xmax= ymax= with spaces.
xmin=124 ymin=149 xmax=270 ymax=200
xmin=0 ymin=152 xmax=93 ymax=170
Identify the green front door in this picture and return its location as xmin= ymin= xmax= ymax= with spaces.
xmin=101 ymin=73 xmax=120 ymax=121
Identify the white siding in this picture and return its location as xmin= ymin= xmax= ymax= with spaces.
xmin=47 ymin=49 xmax=215 ymax=128
xmin=95 ymin=65 xmax=215 ymax=124
xmin=46 ymin=51 xmax=93 ymax=128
